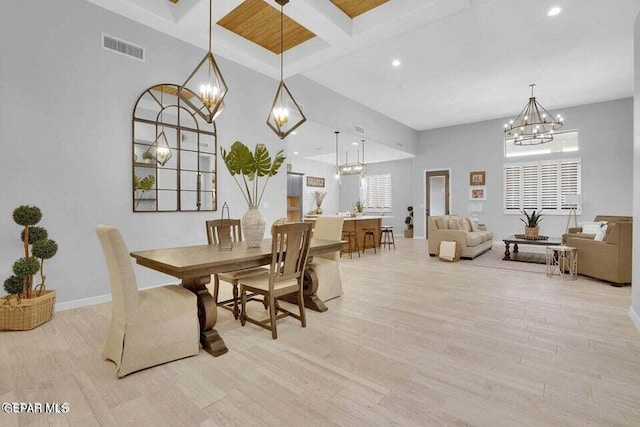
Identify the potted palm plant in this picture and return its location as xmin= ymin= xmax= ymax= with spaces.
xmin=2 ymin=205 xmax=58 ymax=330
xmin=521 ymin=209 xmax=543 ymax=239
xmin=221 ymin=141 xmax=285 ymax=247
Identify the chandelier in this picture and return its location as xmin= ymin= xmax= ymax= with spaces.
xmin=145 ymin=87 xmax=172 ymax=166
xmin=504 ymin=84 xmax=564 ymax=145
xmin=177 ymin=0 xmax=227 ymax=123
xmin=267 ymin=0 xmax=306 ymax=139
xmin=338 ymin=136 xmax=366 ymax=176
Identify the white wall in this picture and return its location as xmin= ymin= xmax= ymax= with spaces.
xmin=0 ymin=0 xmax=414 ymax=303
xmin=632 ymin=12 xmax=640 ymax=329
xmin=412 ymin=98 xmax=634 ymax=240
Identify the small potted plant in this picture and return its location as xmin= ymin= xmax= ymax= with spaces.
xmin=2 ymin=205 xmax=58 ymax=330
xmin=521 ymin=209 xmax=543 ymax=239
xmin=353 ymin=200 xmax=364 ymax=217
xmin=312 ymin=191 xmax=327 ymax=215
xmin=142 ymin=151 xmax=154 ymax=164
xmin=404 ymin=206 xmax=414 ymax=238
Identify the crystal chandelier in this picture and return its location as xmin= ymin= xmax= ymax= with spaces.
xmin=504 ymin=84 xmax=564 ymax=145
xmin=178 ymin=0 xmax=227 ymax=123
xmin=267 ymin=0 xmax=306 ymax=139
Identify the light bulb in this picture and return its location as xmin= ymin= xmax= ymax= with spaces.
xmin=334 ymin=173 xmax=340 ymax=179
xmin=273 ymin=107 xmax=289 ymax=127
xmin=199 ymin=83 xmax=219 ymax=109
xmin=157 ymin=146 xmax=170 ymax=159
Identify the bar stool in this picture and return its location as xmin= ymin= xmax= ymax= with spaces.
xmin=380 ymin=226 xmax=395 ymax=250
xmin=362 ymin=228 xmax=377 ymax=254
xmin=340 ymin=231 xmax=360 ymax=259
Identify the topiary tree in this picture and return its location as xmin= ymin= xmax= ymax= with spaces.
xmin=4 ymin=205 xmax=58 ymax=300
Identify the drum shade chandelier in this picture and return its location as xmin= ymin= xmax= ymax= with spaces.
xmin=178 ymin=0 xmax=227 ymax=123
xmin=504 ymin=84 xmax=564 ymax=145
xmin=267 ymin=0 xmax=306 ymax=139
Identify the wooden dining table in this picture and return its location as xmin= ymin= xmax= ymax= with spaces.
xmin=130 ymin=238 xmax=343 ymax=357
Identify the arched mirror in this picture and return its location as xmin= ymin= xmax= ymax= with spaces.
xmin=132 ymin=84 xmax=217 ymax=212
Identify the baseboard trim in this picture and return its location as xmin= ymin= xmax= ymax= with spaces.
xmin=414 ymin=235 xmax=426 ymax=239
xmin=55 ymin=283 xmax=165 ymax=312
xmin=629 ymin=306 xmax=640 ymax=332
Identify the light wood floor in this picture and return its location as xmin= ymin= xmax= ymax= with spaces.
xmin=2 ymin=239 xmax=639 ymax=426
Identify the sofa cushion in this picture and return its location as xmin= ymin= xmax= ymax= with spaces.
xmin=435 ymin=215 xmax=449 ymax=229
xmin=466 ymin=232 xmax=484 ymax=247
xmin=480 ymin=231 xmax=494 ymax=242
xmin=469 ymin=219 xmax=480 ymax=232
xmin=449 ymin=217 xmax=465 ymax=230
xmin=594 ymin=224 xmax=608 ymax=241
xmin=462 ymin=218 xmax=472 ymax=232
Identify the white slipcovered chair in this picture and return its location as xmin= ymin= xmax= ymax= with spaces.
xmin=96 ymin=225 xmax=199 ymax=377
xmin=309 ymin=216 xmax=344 ymax=302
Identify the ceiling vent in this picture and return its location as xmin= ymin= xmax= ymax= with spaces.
xmin=354 ymin=124 xmax=366 ymax=136
xmin=102 ymin=33 xmax=145 ymax=62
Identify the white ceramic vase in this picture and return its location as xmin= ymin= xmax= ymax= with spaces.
xmin=243 ymin=207 xmax=265 ymax=247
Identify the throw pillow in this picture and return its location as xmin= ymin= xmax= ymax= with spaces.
xmin=469 ymin=219 xmax=480 ymax=232
xmin=462 ymin=218 xmax=472 ymax=232
xmin=594 ymin=223 xmax=608 ymax=241
xmin=581 ymin=221 xmax=606 ymax=234
xmin=448 ymin=217 xmax=464 ymax=230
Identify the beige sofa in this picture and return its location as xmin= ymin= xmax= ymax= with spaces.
xmin=428 ymin=215 xmax=493 ymax=259
xmin=562 ymin=215 xmax=632 ymax=286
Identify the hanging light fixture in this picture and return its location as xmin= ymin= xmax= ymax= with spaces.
xmin=178 ymin=0 xmax=227 ymax=123
xmin=334 ymin=131 xmax=340 ymax=179
xmin=145 ymin=87 xmax=172 ymax=166
xmin=339 ymin=138 xmax=367 ymax=176
xmin=267 ymin=0 xmax=306 ymax=139
xmin=504 ymin=84 xmax=564 ymax=145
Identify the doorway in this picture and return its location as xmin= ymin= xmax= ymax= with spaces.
xmin=425 ymin=170 xmax=450 ymax=238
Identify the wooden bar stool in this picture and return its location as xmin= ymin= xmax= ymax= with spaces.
xmin=362 ymin=228 xmax=377 ymax=254
xmin=380 ymin=226 xmax=395 ymax=250
xmin=340 ymin=231 xmax=360 ymax=259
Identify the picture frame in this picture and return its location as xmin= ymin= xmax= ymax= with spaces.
xmin=469 ymin=186 xmax=486 ymax=200
xmin=469 ymin=171 xmax=486 ymax=186
xmin=306 ymin=176 xmax=325 ymax=188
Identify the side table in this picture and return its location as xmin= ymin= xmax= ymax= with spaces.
xmin=546 ymin=245 xmax=578 ymax=280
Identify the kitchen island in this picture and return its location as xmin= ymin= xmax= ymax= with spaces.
xmin=305 ymin=215 xmax=389 ymax=250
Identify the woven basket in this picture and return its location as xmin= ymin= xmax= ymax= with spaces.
xmin=0 ymin=290 xmax=56 ymax=331
xmin=524 ymin=227 xmax=539 ymax=240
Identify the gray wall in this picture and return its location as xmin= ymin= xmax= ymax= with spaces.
xmin=632 ymin=12 xmax=640 ymax=327
xmin=0 ymin=0 xmax=414 ymax=304
xmin=339 ymin=158 xmax=414 ymax=232
xmin=412 ymin=98 xmax=634 ymax=240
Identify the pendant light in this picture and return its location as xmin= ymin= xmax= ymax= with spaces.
xmin=267 ymin=0 xmax=306 ymax=139
xmin=339 ymin=138 xmax=367 ymax=175
xmin=334 ymin=131 xmax=340 ymax=179
xmin=503 ymin=84 xmax=564 ymax=145
xmin=178 ymin=0 xmax=227 ymax=123
xmin=145 ymin=87 xmax=172 ymax=166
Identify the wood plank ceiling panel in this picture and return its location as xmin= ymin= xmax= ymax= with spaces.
xmin=330 ymin=0 xmax=390 ymax=18
xmin=217 ymin=0 xmax=315 ymax=54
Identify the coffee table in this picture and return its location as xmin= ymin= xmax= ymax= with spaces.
xmin=503 ymin=235 xmax=562 ymax=264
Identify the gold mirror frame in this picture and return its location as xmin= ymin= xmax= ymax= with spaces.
xmin=132 ymin=84 xmax=218 ymax=212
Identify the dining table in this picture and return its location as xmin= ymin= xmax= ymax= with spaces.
xmin=130 ymin=238 xmax=344 ymax=357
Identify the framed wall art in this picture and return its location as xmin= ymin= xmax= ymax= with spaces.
xmin=306 ymin=176 xmax=325 ymax=188
xmin=469 ymin=186 xmax=487 ymax=200
xmin=469 ymin=171 xmax=486 ymax=186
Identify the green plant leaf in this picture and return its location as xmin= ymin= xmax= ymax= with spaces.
xmin=268 ymin=149 xmax=286 ymax=177
xmin=253 ymin=144 xmax=272 ymax=177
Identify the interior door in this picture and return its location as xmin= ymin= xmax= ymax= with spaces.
xmin=425 ymin=170 xmax=450 ymax=238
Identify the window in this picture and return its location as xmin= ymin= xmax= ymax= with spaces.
xmin=503 ymin=158 xmax=581 ymax=214
xmin=504 ymin=130 xmax=579 ymax=158
xmin=360 ymin=174 xmax=392 ymax=211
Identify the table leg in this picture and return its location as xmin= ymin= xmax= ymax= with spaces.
xmin=281 ymin=267 xmax=327 ymax=312
xmin=182 ymin=276 xmax=228 ymax=357
xmin=503 ymin=242 xmax=511 ymax=260
xmin=513 ymin=243 xmax=519 ymax=253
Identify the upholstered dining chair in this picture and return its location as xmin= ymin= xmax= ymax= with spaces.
xmin=96 ymin=225 xmax=199 ymax=378
xmin=238 ymin=222 xmax=313 ymax=339
xmin=308 ymin=216 xmax=344 ymax=302
xmin=205 ymin=219 xmax=267 ymax=319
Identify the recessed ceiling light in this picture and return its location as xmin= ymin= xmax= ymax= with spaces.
xmin=293 ymin=151 xmax=299 ymax=155
xmin=547 ymin=6 xmax=562 ymax=17
xmin=392 ymin=59 xmax=401 ymax=67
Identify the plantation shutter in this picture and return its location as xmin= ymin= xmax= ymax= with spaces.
xmin=360 ymin=174 xmax=392 ymax=211
xmin=503 ymin=158 xmax=581 ymax=214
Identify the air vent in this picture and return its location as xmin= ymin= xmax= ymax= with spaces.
xmin=102 ymin=33 xmax=145 ymax=61
xmin=354 ymin=124 xmax=366 ymax=135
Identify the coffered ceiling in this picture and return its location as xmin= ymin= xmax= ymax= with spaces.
xmin=86 ymin=0 xmax=640 ymax=160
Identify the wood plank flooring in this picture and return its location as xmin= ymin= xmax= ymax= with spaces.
xmin=1 ymin=239 xmax=639 ymax=426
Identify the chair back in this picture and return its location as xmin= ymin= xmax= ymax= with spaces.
xmin=96 ymin=225 xmax=140 ymax=322
xmin=312 ymin=217 xmax=344 ymax=261
xmin=206 ymin=219 xmax=242 ymax=244
xmin=269 ymin=222 xmax=312 ymax=289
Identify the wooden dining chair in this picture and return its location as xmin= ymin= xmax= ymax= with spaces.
xmin=238 ymin=222 xmax=313 ymax=339
xmin=96 ymin=225 xmax=199 ymax=377
xmin=205 ymin=219 xmax=267 ymax=319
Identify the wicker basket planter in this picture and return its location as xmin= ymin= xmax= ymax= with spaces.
xmin=0 ymin=290 xmax=56 ymax=331
xmin=524 ymin=226 xmax=539 ymax=240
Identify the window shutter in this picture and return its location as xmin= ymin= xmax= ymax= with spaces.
xmin=522 ymin=164 xmax=538 ymax=210
xmin=540 ymin=162 xmax=559 ymax=210
xmin=560 ymin=160 xmax=581 ymax=211
xmin=504 ymin=165 xmax=521 ymax=212
xmin=360 ymin=174 xmax=391 ymax=211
